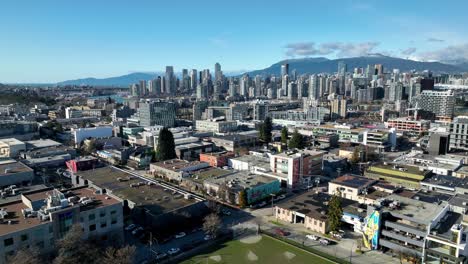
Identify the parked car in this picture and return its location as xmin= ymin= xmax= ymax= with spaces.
xmin=167 ymin=248 xmax=180 ymax=255
xmin=125 ymin=224 xmax=137 ymax=231
xmin=319 ymin=239 xmax=329 ymax=245
xmin=132 ymin=227 xmax=144 ymax=235
xmin=175 ymin=232 xmax=186 ymax=239
xmin=204 ymin=234 xmax=213 ymax=240
xmin=306 ymin=234 xmax=318 ymax=241
xmin=330 ymin=231 xmax=342 ymax=239
xmin=257 ymin=201 xmax=267 ymax=208
xmin=274 ymin=228 xmax=289 ymax=237
xmin=155 ymin=253 xmax=167 ymax=260
xmin=277 ymin=194 xmax=286 ymax=200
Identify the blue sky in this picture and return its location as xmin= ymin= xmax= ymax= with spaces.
xmin=1 ymin=0 xmax=468 ymax=83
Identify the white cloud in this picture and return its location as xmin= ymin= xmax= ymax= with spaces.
xmin=285 ymin=41 xmax=380 ymax=58
xmin=417 ymin=43 xmax=468 ymax=62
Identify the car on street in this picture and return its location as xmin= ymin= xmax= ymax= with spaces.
xmin=306 ymin=234 xmax=318 ymax=241
xmin=125 ymin=224 xmax=137 ymax=231
xmin=175 ymin=232 xmax=186 ymax=239
xmin=330 ymin=231 xmax=342 ymax=239
xmin=257 ymin=201 xmax=267 ymax=208
xmin=274 ymin=228 xmax=289 ymax=237
xmin=131 ymin=227 xmax=143 ymax=235
xmin=277 ymin=194 xmax=286 ymax=200
xmin=319 ymin=239 xmax=329 ymax=245
xmin=167 ymin=248 xmax=180 ymax=255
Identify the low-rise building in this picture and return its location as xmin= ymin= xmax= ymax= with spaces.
xmin=0 ymin=186 xmax=123 ymax=263
xmin=0 ymin=139 xmax=25 ymax=158
xmin=203 ymin=171 xmax=280 ymax=205
xmin=0 ymin=160 xmax=34 ymax=188
xmin=386 ymin=117 xmax=430 ymax=135
xmin=199 ymin=152 xmax=234 ymax=168
xmin=211 ymin=134 xmax=258 ymax=152
xmin=365 ymin=163 xmax=431 ymax=189
xmin=195 ymin=120 xmax=237 ymax=134
xmin=72 ymin=166 xmax=207 ymax=239
xmin=149 ymin=159 xmax=210 ymax=182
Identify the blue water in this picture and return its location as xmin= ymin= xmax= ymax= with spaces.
xmin=89 ymin=94 xmax=126 ymax=103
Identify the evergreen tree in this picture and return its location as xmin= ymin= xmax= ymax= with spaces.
xmin=156 ymin=127 xmax=176 ymax=161
xmin=281 ymin=126 xmax=288 ymax=144
xmin=327 ymin=193 xmax=343 ymax=232
xmin=258 ymin=117 xmax=273 ymax=143
xmin=288 ymin=129 xmax=305 ymax=149
xmin=263 ymin=117 xmax=272 ymax=143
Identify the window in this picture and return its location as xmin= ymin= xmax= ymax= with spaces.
xmin=89 ymin=214 xmax=95 ymax=221
xmin=100 ymin=210 xmax=106 ymax=217
xmin=100 ymin=222 xmax=107 ymax=228
xmin=111 ymin=218 xmax=117 ymax=225
xmin=4 ymin=238 xmax=13 ymax=247
xmin=89 ymin=224 xmax=96 ymax=231
xmin=319 ymin=222 xmax=322 ymax=227
xmin=111 ymin=210 xmax=117 ymax=215
xmin=21 ymin=234 xmax=28 ymax=241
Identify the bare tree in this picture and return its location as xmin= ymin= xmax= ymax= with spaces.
xmin=7 ymin=246 xmax=43 ymax=264
xmin=53 ymin=225 xmax=100 ymax=264
xmin=202 ymin=213 xmax=222 ymax=238
xmin=102 ymin=245 xmax=136 ymax=264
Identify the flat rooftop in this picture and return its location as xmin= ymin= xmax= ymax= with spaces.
xmin=25 ymin=139 xmax=62 ymax=149
xmin=205 ymin=171 xmax=278 ymax=191
xmin=76 ymin=167 xmax=197 ymax=215
xmin=276 ymin=191 xmax=364 ymax=220
xmin=189 ymin=167 xmax=233 ymax=184
xmin=421 ymin=175 xmax=463 ymax=189
xmin=331 ymin=175 xmax=376 ymax=189
xmin=151 ymin=159 xmax=208 ymax=171
xmin=369 ymin=163 xmax=425 ymax=176
xmin=0 ymin=160 xmax=33 ymax=176
xmin=383 ymin=193 xmax=448 ymax=224
xmin=0 ymin=186 xmax=120 ymax=237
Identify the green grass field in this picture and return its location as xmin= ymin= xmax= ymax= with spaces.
xmin=181 ymin=235 xmax=335 ymax=264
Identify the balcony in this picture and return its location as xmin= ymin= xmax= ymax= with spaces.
xmin=381 ymin=230 xmax=424 ymax=247
xmin=379 ymin=239 xmax=421 ymax=257
xmin=383 ymin=221 xmax=427 ymax=238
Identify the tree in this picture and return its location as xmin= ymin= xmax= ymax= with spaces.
xmin=155 ymin=127 xmax=176 ymax=161
xmin=202 ymin=213 xmax=222 ymax=238
xmin=102 ymin=246 xmax=136 ymax=264
xmin=281 ymin=126 xmax=288 ymax=145
xmin=350 ymin=147 xmax=360 ymax=164
xmin=54 ymin=225 xmax=100 ymax=264
xmin=258 ymin=117 xmax=273 ymax=144
xmin=7 ymin=247 xmax=43 ymax=264
xmin=82 ymin=138 xmax=97 ymax=154
xmin=327 ymin=193 xmax=343 ymax=232
xmin=288 ymin=129 xmax=305 ymax=149
xmin=238 ymin=190 xmax=248 ymax=208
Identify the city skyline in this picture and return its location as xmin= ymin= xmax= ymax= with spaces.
xmin=1 ymin=0 xmax=468 ymax=83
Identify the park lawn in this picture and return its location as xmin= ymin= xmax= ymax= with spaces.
xmin=181 ymin=235 xmax=335 ymax=264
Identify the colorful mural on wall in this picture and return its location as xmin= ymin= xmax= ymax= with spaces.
xmin=363 ymin=210 xmax=381 ymax=250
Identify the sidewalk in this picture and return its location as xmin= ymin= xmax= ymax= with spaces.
xmin=249 ymin=208 xmax=399 ymax=264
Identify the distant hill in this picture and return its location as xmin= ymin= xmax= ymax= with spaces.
xmin=243 ymin=54 xmax=467 ymax=76
xmin=55 ymin=55 xmax=468 ymax=87
xmin=56 ymin=72 xmax=161 ymax=87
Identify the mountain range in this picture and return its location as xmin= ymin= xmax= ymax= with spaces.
xmin=56 ymin=55 xmax=468 ymax=87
